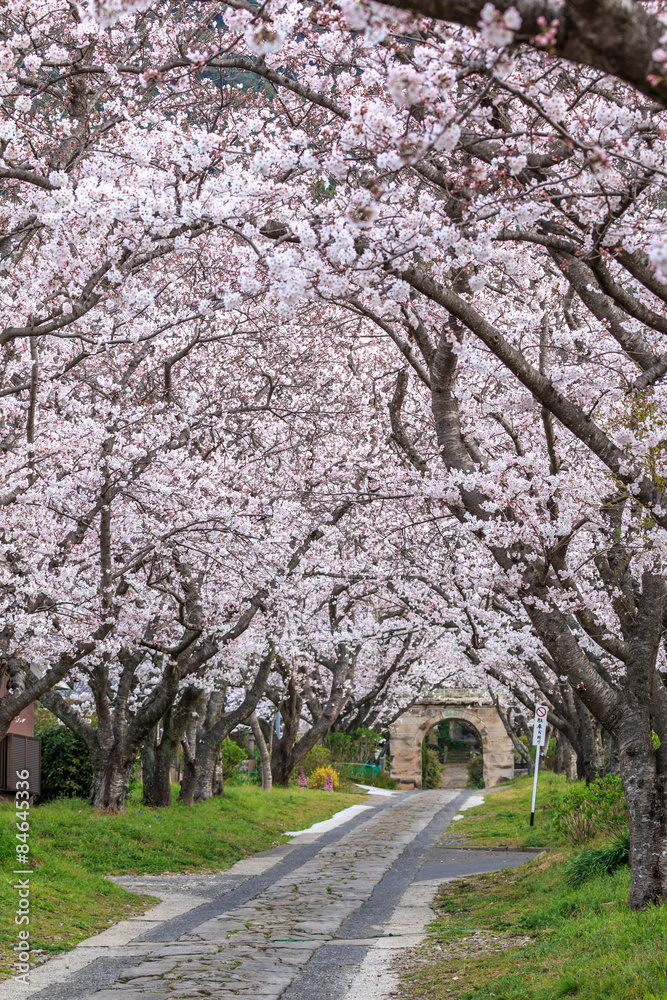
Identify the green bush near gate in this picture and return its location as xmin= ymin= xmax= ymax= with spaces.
xmin=422 ymin=742 xmax=444 ymax=789
xmin=553 ymin=774 xmax=628 ymax=844
xmin=466 ymin=751 xmax=484 ymax=789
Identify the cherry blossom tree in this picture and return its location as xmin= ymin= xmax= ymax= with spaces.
xmin=4 ymin=0 xmax=667 ymax=905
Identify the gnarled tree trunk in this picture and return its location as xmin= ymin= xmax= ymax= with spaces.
xmin=144 ymin=686 xmax=203 ymax=807
xmin=179 ymin=650 xmax=273 ymax=803
xmin=89 ymin=744 xmax=137 ymax=812
xmin=193 ymin=690 xmax=226 ymax=801
xmin=179 ymin=703 xmax=203 ymax=806
xmin=270 ymin=644 xmax=355 ymax=786
xmin=250 ymin=711 xmax=272 ymax=791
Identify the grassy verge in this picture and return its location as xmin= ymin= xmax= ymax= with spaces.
xmin=399 ymin=775 xmax=667 ymax=1000
xmin=1 ymin=784 xmax=364 ymax=977
xmin=442 ymin=772 xmax=569 ymax=851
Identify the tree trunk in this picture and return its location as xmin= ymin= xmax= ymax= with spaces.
xmin=89 ymin=747 xmax=136 ymax=812
xmin=618 ymin=710 xmax=667 ymax=908
xmin=212 ymin=750 xmax=224 ymax=797
xmin=150 ymin=734 xmax=176 ymax=808
xmin=602 ymin=728 xmax=620 ymax=776
xmin=141 ymin=727 xmax=157 ymax=804
xmin=270 ymin=646 xmax=353 ymax=786
xmin=250 ymin=711 xmax=272 ymax=791
xmin=179 ymin=758 xmax=200 ymax=806
xmin=180 ymin=651 xmax=274 ymax=803
xmin=270 ymin=676 xmax=302 ymax=786
xmin=194 ymin=740 xmax=219 ymax=800
xmin=575 ymin=698 xmax=606 ymax=783
xmin=179 ymin=708 xmax=201 ymax=806
xmin=144 ymin=686 xmax=203 ymax=808
xmin=271 ymin=739 xmax=296 ymax=786
xmin=554 ymin=733 xmax=578 ymax=781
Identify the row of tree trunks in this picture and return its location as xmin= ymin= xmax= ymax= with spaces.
xmin=553 ymin=733 xmax=578 ymax=782
xmin=142 ymin=686 xmax=204 ymax=807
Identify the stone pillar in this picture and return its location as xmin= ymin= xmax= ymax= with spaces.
xmin=474 ymin=706 xmax=515 ymax=787
xmin=389 ymin=709 xmax=424 ymax=790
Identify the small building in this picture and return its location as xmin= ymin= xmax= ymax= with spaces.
xmin=0 ymin=679 xmax=41 ymax=796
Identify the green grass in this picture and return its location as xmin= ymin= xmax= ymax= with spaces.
xmin=445 ymin=772 xmax=573 ymax=850
xmin=399 ymin=775 xmax=666 ymax=1000
xmin=0 ymin=784 xmax=364 ymax=977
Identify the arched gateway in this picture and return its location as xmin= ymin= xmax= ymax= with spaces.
xmin=389 ymin=688 xmax=514 ymax=790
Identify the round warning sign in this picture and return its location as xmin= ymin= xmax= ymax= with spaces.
xmin=536 ymin=705 xmax=548 ymax=718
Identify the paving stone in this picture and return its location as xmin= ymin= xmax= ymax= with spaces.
xmin=118 ymin=961 xmax=179 ymax=980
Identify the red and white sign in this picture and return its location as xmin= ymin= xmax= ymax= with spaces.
xmin=532 ymin=706 xmax=548 ymax=746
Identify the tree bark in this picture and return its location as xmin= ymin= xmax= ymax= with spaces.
xmin=554 ymin=733 xmax=578 ymax=782
xmin=144 ymin=686 xmax=203 ymax=807
xmin=250 ymin=711 xmax=272 ymax=791
xmin=212 ymin=750 xmax=224 ymax=797
xmin=89 ymin=745 xmax=136 ymax=812
xmin=179 ymin=708 xmax=201 ymax=807
xmin=141 ymin=727 xmax=157 ymax=805
xmin=194 ymin=739 xmax=220 ymax=801
xmin=574 ymin=698 xmax=606 ymax=784
xmin=618 ymin=708 xmax=667 ymax=908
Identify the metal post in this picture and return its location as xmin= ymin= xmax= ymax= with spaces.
xmin=530 ymin=745 xmax=541 ymax=826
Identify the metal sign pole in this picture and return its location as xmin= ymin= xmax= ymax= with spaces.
xmin=530 ymin=744 xmax=540 ymax=827
xmin=530 ymin=705 xmax=548 ymax=827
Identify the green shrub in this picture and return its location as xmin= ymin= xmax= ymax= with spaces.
xmin=301 ymin=744 xmax=332 ymax=776
xmin=467 ymin=752 xmax=484 ymax=789
xmin=338 ymin=763 xmax=397 ymax=789
xmin=35 ymin=718 xmax=93 ymax=802
xmin=220 ymin=737 xmax=247 ymax=780
xmin=422 ymin=743 xmax=444 ymax=789
xmin=327 ymin=727 xmax=383 ymax=763
xmin=563 ymin=831 xmax=630 ymax=886
xmin=553 ymin=775 xmax=627 ymax=844
xmin=326 ymin=732 xmax=355 ymax=762
xmin=360 ymin=770 xmax=397 ymax=789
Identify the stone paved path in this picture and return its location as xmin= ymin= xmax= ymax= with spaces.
xmin=9 ymin=788 xmax=532 ymax=1000
xmin=84 ymin=791 xmax=458 ymax=1000
xmin=438 ymin=764 xmax=469 ymax=788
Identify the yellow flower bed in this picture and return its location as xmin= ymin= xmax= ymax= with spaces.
xmin=308 ymin=766 xmax=340 ymax=790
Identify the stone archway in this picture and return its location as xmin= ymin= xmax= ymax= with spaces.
xmin=389 ymin=688 xmax=514 ymax=790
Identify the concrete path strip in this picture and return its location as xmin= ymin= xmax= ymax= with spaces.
xmin=284 ymin=802 xmax=374 ymax=835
